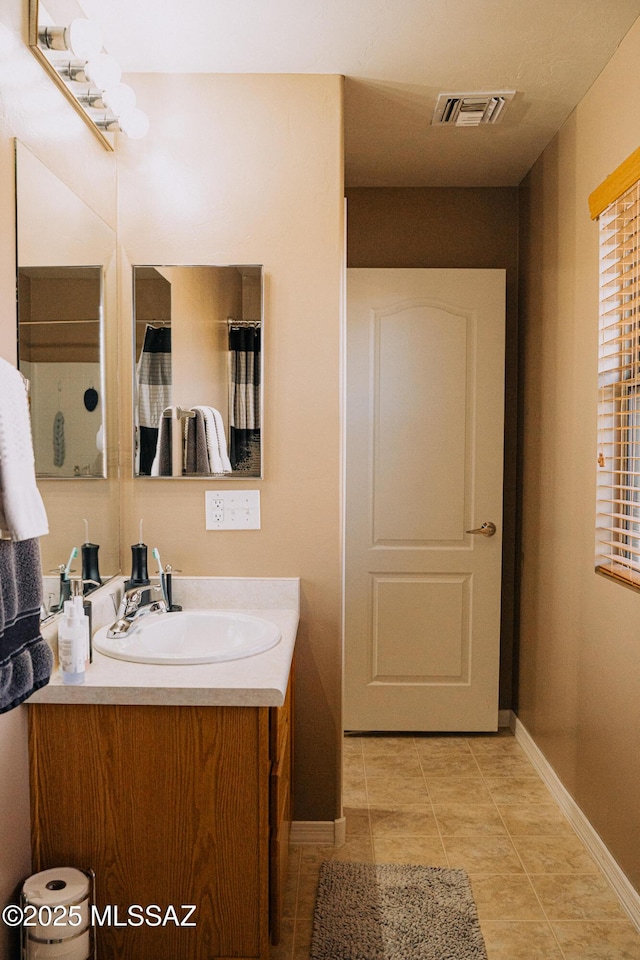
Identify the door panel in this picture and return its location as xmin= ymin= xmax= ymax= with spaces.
xmin=344 ymin=269 xmax=505 ymax=732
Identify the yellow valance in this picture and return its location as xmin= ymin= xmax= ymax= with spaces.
xmin=589 ymin=145 xmax=640 ymax=219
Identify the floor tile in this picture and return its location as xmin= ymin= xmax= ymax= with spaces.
xmin=473 ymin=752 xmax=539 ymax=778
xmin=433 ymin=802 xmax=507 ymax=836
xmin=427 ymin=776 xmax=493 ymax=803
xmin=281 ymin=871 xmax=298 ymax=918
xmin=341 ymin=780 xmax=368 ymax=805
xmin=497 ymin=802 xmax=574 ymax=836
xmin=330 ymin=837 xmax=374 ymax=863
xmin=468 ymin=735 xmax=527 ymax=756
xmin=291 ymin=919 xmax=313 ymax=958
xmin=470 ymin=875 xmax=546 ymax=921
xmin=485 ymin=775 xmax=550 ymax=804
xmin=531 ymin=874 xmax=627 ymax=920
xmin=419 ymin=753 xmax=483 ymax=777
xmin=297 ymin=845 xmax=335 ymax=874
xmin=360 ymin=736 xmax=419 ymax=757
xmin=343 ymin=755 xmax=365 ymax=778
xmin=480 ymin=920 xmax=564 ymax=959
xmin=342 ymin=736 xmax=364 ymax=755
xmin=365 ymin=776 xmax=429 ymax=805
xmin=369 ymin=805 xmax=439 ymax=837
xmin=414 ymin=736 xmax=473 ymax=756
xmin=269 ymin=918 xmax=294 ymax=960
xmin=363 ymin=754 xmax=424 ymax=777
xmin=512 ymin=835 xmax=599 ymax=874
xmin=443 ymin=836 xmax=525 ymax=873
xmin=552 ymin=920 xmax=640 ymax=959
xmin=295 ymin=874 xmax=319 ymax=918
xmin=373 ymin=835 xmax=448 ymax=866
xmin=286 ymin=734 xmax=637 ymax=960
xmin=343 ymin=805 xmax=370 ymax=837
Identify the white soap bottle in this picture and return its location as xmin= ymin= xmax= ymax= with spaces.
xmin=58 ymin=596 xmax=86 ymax=685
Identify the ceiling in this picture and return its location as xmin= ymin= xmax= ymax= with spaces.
xmin=73 ymin=0 xmax=640 ymax=187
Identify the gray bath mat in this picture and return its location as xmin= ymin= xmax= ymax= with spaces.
xmin=311 ymin=861 xmax=487 ymax=960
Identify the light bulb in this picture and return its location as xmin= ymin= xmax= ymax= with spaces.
xmin=119 ymin=108 xmax=150 ymax=140
xmin=84 ymin=54 xmax=121 ymax=90
xmin=65 ymin=19 xmax=102 ymax=60
xmin=39 ymin=18 xmax=102 ymax=59
xmin=102 ymin=83 xmax=136 ymax=117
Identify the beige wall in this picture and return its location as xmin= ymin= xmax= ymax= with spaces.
xmin=117 ymin=73 xmax=345 ymax=822
xmin=0 ymin=1 xmax=117 ymax=953
xmin=518 ymin=19 xmax=640 ymax=891
xmin=346 ymin=187 xmax=519 ymax=709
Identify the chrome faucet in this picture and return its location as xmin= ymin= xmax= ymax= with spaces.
xmin=106 ymin=586 xmax=167 ymax=639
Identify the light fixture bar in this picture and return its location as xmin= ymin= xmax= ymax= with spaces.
xmin=28 ymin=0 xmax=149 ymax=150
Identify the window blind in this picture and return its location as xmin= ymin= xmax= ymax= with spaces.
xmin=597 ymin=179 xmax=640 ymax=587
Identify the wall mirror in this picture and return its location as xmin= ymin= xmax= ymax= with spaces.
xmin=132 ymin=265 xmax=263 ymax=478
xmin=16 ymin=143 xmax=112 ymax=479
xmin=15 ymin=140 xmax=119 ymax=598
xmin=18 ymin=265 xmax=105 ymax=478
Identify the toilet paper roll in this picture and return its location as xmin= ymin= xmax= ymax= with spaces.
xmin=27 ymin=928 xmax=90 ymax=960
xmin=23 ymin=869 xmax=90 ymax=941
xmin=23 ymin=868 xmax=90 ymax=907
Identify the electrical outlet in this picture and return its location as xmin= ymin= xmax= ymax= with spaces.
xmin=205 ymin=490 xmax=260 ymax=530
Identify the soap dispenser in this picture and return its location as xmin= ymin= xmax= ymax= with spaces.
xmin=58 ymin=594 xmax=86 ymax=685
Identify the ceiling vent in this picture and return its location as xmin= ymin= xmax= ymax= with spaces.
xmin=432 ymin=92 xmax=515 ymax=127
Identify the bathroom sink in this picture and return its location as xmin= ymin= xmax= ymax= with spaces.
xmin=93 ymin=610 xmax=281 ymax=665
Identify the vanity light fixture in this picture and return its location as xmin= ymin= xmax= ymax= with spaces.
xmin=28 ymin=0 xmax=149 ymax=150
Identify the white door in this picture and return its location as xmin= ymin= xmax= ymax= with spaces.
xmin=344 ymin=269 xmax=505 ymax=732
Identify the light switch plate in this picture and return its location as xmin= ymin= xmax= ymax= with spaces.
xmin=205 ymin=490 xmax=261 ymax=530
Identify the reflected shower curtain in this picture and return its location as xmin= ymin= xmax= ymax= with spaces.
xmin=228 ymin=324 xmax=260 ymax=472
xmin=135 ymin=324 xmax=172 ymax=475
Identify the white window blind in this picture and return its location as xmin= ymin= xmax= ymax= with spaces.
xmin=597 ymin=180 xmax=640 ymax=586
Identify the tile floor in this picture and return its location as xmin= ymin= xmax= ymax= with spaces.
xmin=271 ymin=731 xmax=640 ymax=960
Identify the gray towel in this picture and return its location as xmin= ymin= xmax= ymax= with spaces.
xmin=0 ymin=539 xmax=53 ymax=713
xmin=151 ymin=407 xmax=173 ymax=476
xmin=185 ymin=410 xmax=210 ymax=474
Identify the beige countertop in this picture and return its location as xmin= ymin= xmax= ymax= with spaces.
xmin=30 ymin=578 xmax=299 ymax=708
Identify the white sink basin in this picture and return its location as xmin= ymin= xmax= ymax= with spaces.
xmin=93 ymin=610 xmax=281 ymax=665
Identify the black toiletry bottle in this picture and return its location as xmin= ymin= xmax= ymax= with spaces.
xmin=81 ymin=542 xmax=102 ymax=594
xmin=56 ymin=564 xmax=72 ymax=612
xmin=124 ymin=542 xmax=151 ymax=605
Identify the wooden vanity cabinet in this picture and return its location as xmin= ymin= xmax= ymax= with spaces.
xmin=28 ymin=679 xmax=293 ymax=960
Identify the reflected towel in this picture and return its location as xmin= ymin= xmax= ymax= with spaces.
xmin=0 ymin=358 xmax=48 ymax=542
xmin=192 ymin=406 xmax=232 ymax=475
xmin=185 ymin=409 xmax=209 ymax=474
xmin=0 ymin=538 xmax=53 ymax=713
xmin=209 ymin=408 xmax=232 ymax=474
xmin=151 ymin=407 xmax=173 ymax=477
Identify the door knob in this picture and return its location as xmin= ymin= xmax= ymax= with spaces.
xmin=466 ymin=521 xmax=497 ymax=537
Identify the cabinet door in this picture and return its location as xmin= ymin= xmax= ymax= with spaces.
xmin=29 ymin=703 xmax=270 ymax=960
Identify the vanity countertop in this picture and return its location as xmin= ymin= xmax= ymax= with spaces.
xmin=30 ymin=577 xmax=299 ymax=708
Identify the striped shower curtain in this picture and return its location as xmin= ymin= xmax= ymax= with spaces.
xmin=228 ymin=324 xmax=260 ymax=472
xmin=135 ymin=324 xmax=172 ymax=475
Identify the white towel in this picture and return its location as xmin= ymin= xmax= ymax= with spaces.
xmin=209 ymin=407 xmax=232 ymax=474
xmin=0 ymin=358 xmax=49 ymax=542
xmin=192 ymin=406 xmax=232 ymax=474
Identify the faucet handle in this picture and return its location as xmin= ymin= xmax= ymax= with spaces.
xmin=118 ymin=587 xmax=143 ymax=618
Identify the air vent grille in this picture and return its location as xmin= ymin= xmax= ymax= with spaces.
xmin=432 ymin=92 xmax=515 ymax=126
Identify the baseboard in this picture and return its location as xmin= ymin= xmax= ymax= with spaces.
xmin=514 ymin=716 xmax=640 ymax=931
xmin=290 ymin=817 xmax=346 ymax=845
